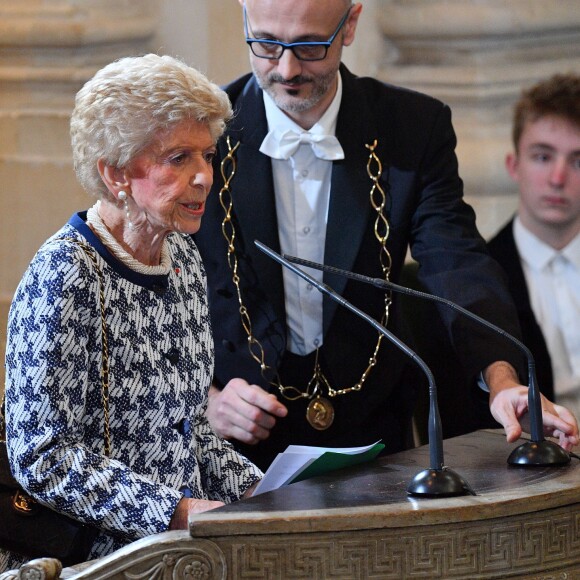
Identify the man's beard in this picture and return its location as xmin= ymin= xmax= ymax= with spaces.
xmin=252 ymin=66 xmax=337 ymax=114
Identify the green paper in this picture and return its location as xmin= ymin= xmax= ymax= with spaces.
xmin=288 ymin=442 xmax=385 ymax=484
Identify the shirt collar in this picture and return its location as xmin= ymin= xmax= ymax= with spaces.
xmin=563 ymin=231 xmax=580 ymax=270
xmin=514 ymin=215 xmax=580 ymax=271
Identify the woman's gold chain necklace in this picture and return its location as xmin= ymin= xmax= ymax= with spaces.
xmin=218 ymin=136 xmax=392 ymax=430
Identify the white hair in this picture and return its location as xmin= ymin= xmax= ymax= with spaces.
xmin=70 ymin=54 xmax=232 ymax=198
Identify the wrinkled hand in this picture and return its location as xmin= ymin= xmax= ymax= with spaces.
xmin=207 ymin=379 xmax=288 ymax=444
xmin=169 ymin=498 xmax=225 ymax=530
xmin=490 ymin=386 xmax=579 ymax=451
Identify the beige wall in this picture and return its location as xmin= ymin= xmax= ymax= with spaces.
xmin=155 ymin=0 xmax=248 ymax=85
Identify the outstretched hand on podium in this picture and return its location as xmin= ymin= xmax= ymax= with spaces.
xmin=485 ymin=361 xmax=579 ymax=451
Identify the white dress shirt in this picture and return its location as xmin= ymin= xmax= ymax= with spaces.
xmin=514 ymin=217 xmax=580 ymax=412
xmin=260 ymin=73 xmax=345 ymax=355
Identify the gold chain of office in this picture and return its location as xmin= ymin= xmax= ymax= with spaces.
xmin=218 ymin=136 xmax=392 ymax=430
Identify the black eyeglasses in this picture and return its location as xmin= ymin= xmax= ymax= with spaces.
xmin=243 ymin=4 xmax=353 ymax=62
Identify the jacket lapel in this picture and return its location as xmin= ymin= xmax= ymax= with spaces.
xmin=323 ymin=66 xmax=383 ymax=334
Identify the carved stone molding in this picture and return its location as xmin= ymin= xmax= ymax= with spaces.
xmin=377 ymin=0 xmax=580 ymax=101
xmin=0 ymin=534 xmax=227 ymax=580
xmin=47 ymin=502 xmax=579 ymax=579
xmin=202 ymin=505 xmax=580 ymax=579
xmin=92 ymin=536 xmax=227 ymax=580
xmin=90 ymin=534 xmax=227 ymax=580
xmin=0 ymin=1 xmax=159 ymax=109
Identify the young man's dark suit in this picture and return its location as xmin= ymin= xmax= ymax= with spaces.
xmin=487 ymin=219 xmax=555 ymax=400
xmin=194 ymin=65 xmax=524 ymax=469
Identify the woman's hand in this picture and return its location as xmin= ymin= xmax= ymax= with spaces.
xmin=168 ymin=497 xmax=225 ymax=530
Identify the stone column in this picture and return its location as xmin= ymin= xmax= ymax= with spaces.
xmin=376 ymin=0 xmax=580 ymax=239
xmin=0 ymin=0 xmax=159 ymax=386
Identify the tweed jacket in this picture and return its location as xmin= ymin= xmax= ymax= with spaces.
xmin=3 ymin=214 xmax=261 ymax=566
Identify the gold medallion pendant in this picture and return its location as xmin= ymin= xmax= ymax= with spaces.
xmin=306 ymin=396 xmax=335 ymax=430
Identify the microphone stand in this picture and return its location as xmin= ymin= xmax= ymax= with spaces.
xmin=255 ymin=240 xmax=474 ymax=497
xmin=283 ymin=254 xmax=570 ymax=467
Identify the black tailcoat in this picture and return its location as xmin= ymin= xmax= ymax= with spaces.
xmin=194 ymin=66 xmax=524 ymax=468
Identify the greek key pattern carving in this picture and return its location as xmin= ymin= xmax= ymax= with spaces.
xmin=223 ymin=507 xmax=580 ymax=578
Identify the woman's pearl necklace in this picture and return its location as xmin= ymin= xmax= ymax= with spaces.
xmin=86 ymin=201 xmax=171 ymax=276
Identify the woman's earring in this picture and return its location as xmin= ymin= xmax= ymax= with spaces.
xmin=118 ymin=190 xmax=134 ymax=231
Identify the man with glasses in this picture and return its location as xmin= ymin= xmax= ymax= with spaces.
xmin=194 ymin=0 xmax=578 ymax=471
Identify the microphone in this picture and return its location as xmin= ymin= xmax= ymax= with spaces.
xmin=282 ymin=254 xmax=571 ymax=467
xmin=255 ymin=240 xmax=475 ymax=497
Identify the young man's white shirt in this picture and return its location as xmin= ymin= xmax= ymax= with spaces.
xmin=514 ymin=216 xmax=580 ymax=412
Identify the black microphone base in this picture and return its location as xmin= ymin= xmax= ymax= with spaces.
xmin=407 ymin=467 xmax=473 ymax=497
xmin=507 ymin=439 xmax=571 ymax=467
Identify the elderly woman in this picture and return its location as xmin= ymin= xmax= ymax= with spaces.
xmin=1 ymin=54 xmax=262 ymax=571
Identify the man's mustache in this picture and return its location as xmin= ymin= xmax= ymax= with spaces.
xmin=268 ymin=74 xmax=312 ymax=85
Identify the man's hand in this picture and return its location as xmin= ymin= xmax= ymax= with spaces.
xmin=486 ymin=361 xmax=579 ymax=451
xmin=207 ymin=379 xmax=288 ymax=444
xmin=169 ymin=497 xmax=225 ymax=530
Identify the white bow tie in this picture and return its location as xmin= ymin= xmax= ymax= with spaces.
xmin=260 ymin=128 xmax=344 ymax=161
